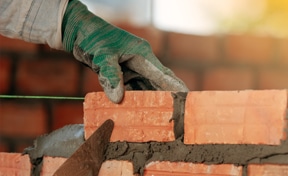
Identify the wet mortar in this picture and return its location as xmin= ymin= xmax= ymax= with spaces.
xmin=24 ymin=92 xmax=288 ymax=176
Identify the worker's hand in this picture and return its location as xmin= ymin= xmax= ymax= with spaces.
xmin=62 ymin=0 xmax=189 ymax=103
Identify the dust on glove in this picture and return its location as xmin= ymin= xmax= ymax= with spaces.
xmin=62 ymin=0 xmax=189 ymax=103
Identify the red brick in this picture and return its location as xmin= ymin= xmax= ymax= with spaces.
xmin=0 ymin=152 xmax=31 ymax=176
xmin=0 ymin=101 xmax=47 ymax=137
xmin=224 ymin=35 xmax=274 ymax=64
xmin=279 ymin=38 xmax=288 ymax=64
xmin=167 ymin=33 xmax=219 ymax=61
xmin=248 ymin=164 xmax=288 ymax=176
xmin=0 ymin=35 xmax=38 ymax=52
xmin=41 ymin=156 xmax=66 ymax=176
xmin=99 ymin=160 xmax=135 ymax=176
xmin=82 ymin=67 xmax=103 ymax=95
xmin=0 ymin=57 xmax=12 ymax=94
xmin=52 ymin=102 xmax=84 ymax=130
xmin=184 ymin=90 xmax=287 ymax=145
xmin=116 ymin=24 xmax=163 ymax=56
xmin=41 ymin=157 xmax=135 ymax=176
xmin=16 ymin=58 xmax=79 ymax=96
xmin=84 ymin=91 xmax=175 ymax=142
xmin=203 ymin=67 xmax=254 ymax=90
xmin=144 ymin=162 xmax=242 ymax=176
xmin=259 ymin=69 xmax=288 ymax=89
xmin=169 ymin=67 xmax=197 ymax=91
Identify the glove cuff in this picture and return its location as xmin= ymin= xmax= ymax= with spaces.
xmin=62 ymin=0 xmax=99 ymax=52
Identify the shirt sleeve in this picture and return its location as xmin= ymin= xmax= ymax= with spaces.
xmin=0 ymin=0 xmax=69 ymax=50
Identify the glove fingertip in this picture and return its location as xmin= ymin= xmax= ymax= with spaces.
xmin=104 ymin=86 xmax=124 ymax=104
xmin=99 ymin=77 xmax=124 ymax=104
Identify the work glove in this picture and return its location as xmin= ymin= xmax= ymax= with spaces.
xmin=62 ymin=0 xmax=189 ymax=103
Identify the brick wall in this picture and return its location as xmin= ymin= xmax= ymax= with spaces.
xmin=1 ymin=23 xmax=288 ymax=153
xmin=1 ymin=90 xmax=287 ymax=175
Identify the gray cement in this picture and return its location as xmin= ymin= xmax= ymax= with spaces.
xmin=23 ymin=124 xmax=85 ymax=176
xmin=105 ymin=139 xmax=288 ymax=175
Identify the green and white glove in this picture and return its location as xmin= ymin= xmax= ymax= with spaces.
xmin=62 ymin=0 xmax=189 ymax=103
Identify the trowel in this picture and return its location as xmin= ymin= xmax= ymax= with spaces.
xmin=53 ymin=119 xmax=114 ymax=176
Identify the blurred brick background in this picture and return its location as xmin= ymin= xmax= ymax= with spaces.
xmin=1 ymin=23 xmax=288 ymax=152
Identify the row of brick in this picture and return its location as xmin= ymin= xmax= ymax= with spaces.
xmin=2 ymin=29 xmax=288 ymax=65
xmin=1 ymin=153 xmax=288 ymax=176
xmin=2 ymin=34 xmax=288 ymax=97
xmin=0 ymin=55 xmax=103 ymax=95
xmin=84 ymin=90 xmax=287 ymax=145
xmin=2 ymin=54 xmax=288 ymax=96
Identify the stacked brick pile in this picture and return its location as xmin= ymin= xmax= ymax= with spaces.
xmin=1 ymin=90 xmax=288 ymax=175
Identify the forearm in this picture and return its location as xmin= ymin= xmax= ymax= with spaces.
xmin=0 ymin=0 xmax=68 ymax=49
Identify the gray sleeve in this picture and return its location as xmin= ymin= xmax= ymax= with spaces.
xmin=0 ymin=0 xmax=68 ymax=50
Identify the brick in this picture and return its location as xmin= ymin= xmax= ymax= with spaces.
xmin=169 ymin=67 xmax=197 ymax=91
xmin=41 ymin=157 xmax=135 ymax=176
xmin=184 ymin=90 xmax=287 ymax=145
xmin=99 ymin=160 xmax=135 ymax=176
xmin=248 ymin=164 xmax=288 ymax=176
xmin=224 ymin=35 xmax=274 ymax=64
xmin=203 ymin=67 xmax=254 ymax=90
xmin=144 ymin=162 xmax=242 ymax=176
xmin=279 ymin=38 xmax=288 ymax=64
xmin=259 ymin=69 xmax=288 ymax=89
xmin=41 ymin=157 xmax=66 ymax=176
xmin=0 ymin=101 xmax=47 ymax=137
xmin=0 ymin=57 xmax=12 ymax=94
xmin=116 ymin=24 xmax=163 ymax=56
xmin=0 ymin=35 xmax=38 ymax=52
xmin=167 ymin=33 xmax=219 ymax=61
xmin=84 ymin=91 xmax=175 ymax=142
xmin=82 ymin=67 xmax=103 ymax=95
xmin=16 ymin=58 xmax=79 ymax=96
xmin=52 ymin=102 xmax=84 ymax=130
xmin=0 ymin=153 xmax=31 ymax=176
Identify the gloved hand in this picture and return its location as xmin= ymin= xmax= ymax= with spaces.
xmin=62 ymin=0 xmax=189 ymax=103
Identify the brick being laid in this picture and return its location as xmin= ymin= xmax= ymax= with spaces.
xmin=0 ymin=152 xmax=31 ymax=176
xmin=184 ymin=90 xmax=287 ymax=145
xmin=84 ymin=91 xmax=175 ymax=142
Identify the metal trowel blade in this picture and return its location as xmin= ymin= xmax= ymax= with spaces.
xmin=53 ymin=119 xmax=114 ymax=176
